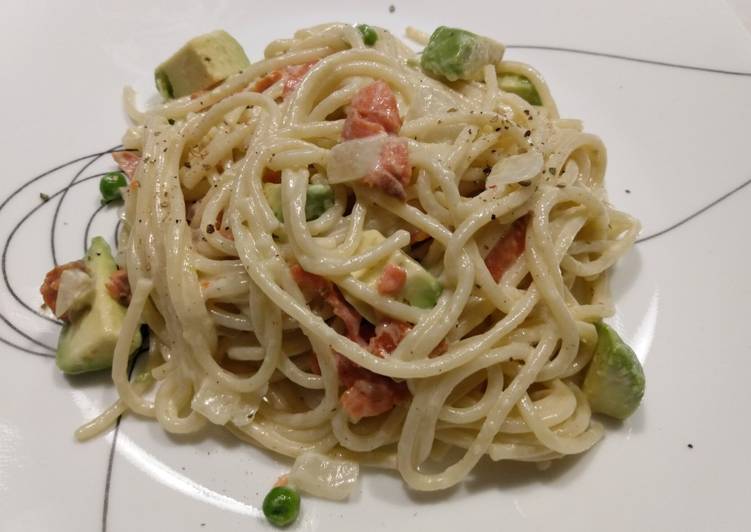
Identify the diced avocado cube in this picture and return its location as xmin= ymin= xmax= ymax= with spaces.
xmin=56 ymin=237 xmax=142 ymax=374
xmin=421 ymin=26 xmax=505 ymax=82
xmin=155 ymin=69 xmax=174 ymax=99
xmin=498 ymin=73 xmax=542 ymax=105
xmin=154 ymin=30 xmax=250 ymax=99
xmin=402 ymin=270 xmax=442 ymax=309
xmin=263 ymin=183 xmax=334 ymax=222
xmin=351 ymin=230 xmax=443 ymax=308
xmin=582 ymin=322 xmax=646 ymax=420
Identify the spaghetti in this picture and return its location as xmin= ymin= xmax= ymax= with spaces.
xmin=82 ymin=23 xmax=640 ymax=493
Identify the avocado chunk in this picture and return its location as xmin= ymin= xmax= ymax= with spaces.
xmin=582 ymin=322 xmax=645 ymax=420
xmin=403 ymin=271 xmax=442 ymax=309
xmin=498 ymin=73 xmax=542 ymax=105
xmin=56 ymin=237 xmax=142 ymax=374
xmin=155 ymin=30 xmax=250 ymax=99
xmin=351 ymin=230 xmax=443 ymax=308
xmin=421 ymin=26 xmax=505 ymax=82
xmin=263 ymin=183 xmax=334 ymax=222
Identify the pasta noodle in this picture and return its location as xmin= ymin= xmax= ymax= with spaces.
xmin=86 ymin=23 xmax=640 ymax=493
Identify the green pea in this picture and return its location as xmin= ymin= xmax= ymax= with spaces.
xmin=262 ymin=486 xmax=300 ymax=527
xmin=99 ymin=172 xmax=128 ymax=203
xmin=304 ymin=184 xmax=334 ymax=221
xmin=356 ymin=24 xmax=378 ymax=46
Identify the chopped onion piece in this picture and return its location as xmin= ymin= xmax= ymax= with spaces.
xmin=191 ymin=378 xmax=264 ymax=426
xmin=486 ymin=150 xmax=544 ymax=187
xmin=55 ymin=269 xmax=94 ymax=318
xmin=287 ymin=452 xmax=359 ymax=501
xmin=327 ymin=133 xmax=388 ymax=184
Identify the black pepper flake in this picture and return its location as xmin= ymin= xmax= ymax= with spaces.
xmin=687 ymin=443 xmax=694 ymax=449
xmin=39 ymin=192 xmax=50 ymax=202
xmin=491 ymin=214 xmax=496 ymax=220
xmin=168 ymin=118 xmax=175 ymax=125
xmin=495 ymin=127 xmax=501 ymax=132
xmin=206 ymin=224 xmax=215 ymax=234
xmin=482 ymin=167 xmax=491 ymax=175
xmin=389 ymin=4 xmax=395 ymax=13
xmin=549 ymin=167 xmax=557 ymax=174
xmin=204 ymin=56 xmax=211 ymax=62
xmin=523 ymin=130 xmax=531 ymax=137
xmin=625 ymin=189 xmax=631 ymax=194
xmin=519 ymin=180 xmax=531 ymax=187
xmin=185 ymin=162 xmax=192 ymax=169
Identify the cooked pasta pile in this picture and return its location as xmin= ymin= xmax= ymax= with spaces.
xmin=79 ymin=23 xmax=640 ymax=493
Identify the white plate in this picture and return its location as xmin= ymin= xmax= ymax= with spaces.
xmin=2 ymin=1 xmax=751 ymax=530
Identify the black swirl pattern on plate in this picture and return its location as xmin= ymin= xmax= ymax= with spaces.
xmin=0 ymin=146 xmax=128 ymax=357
